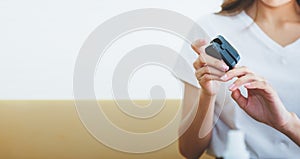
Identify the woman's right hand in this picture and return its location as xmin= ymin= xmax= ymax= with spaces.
xmin=192 ymin=39 xmax=229 ymax=96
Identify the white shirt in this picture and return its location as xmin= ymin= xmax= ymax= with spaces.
xmin=174 ymin=11 xmax=300 ymax=158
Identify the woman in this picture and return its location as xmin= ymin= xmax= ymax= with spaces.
xmin=176 ymin=0 xmax=300 ymax=158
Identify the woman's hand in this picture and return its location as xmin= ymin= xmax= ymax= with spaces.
xmin=178 ymin=39 xmax=231 ymax=158
xmin=220 ymin=66 xmax=292 ymax=130
xmin=192 ymin=39 xmax=229 ymax=96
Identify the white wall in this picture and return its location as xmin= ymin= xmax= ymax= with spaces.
xmin=0 ymin=0 xmax=222 ymax=99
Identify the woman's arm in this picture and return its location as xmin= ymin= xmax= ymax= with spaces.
xmin=221 ymin=66 xmax=300 ymax=146
xmin=280 ymin=112 xmax=300 ymax=146
xmin=178 ymin=40 xmax=229 ymax=158
xmin=178 ymin=82 xmax=216 ymax=158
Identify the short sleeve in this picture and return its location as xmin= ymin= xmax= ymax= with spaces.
xmin=172 ymin=41 xmax=200 ymax=88
xmin=172 ymin=16 xmax=212 ymax=88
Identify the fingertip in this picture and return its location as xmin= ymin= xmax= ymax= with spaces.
xmin=193 ymin=39 xmax=207 ymax=45
xmin=232 ymin=64 xmax=239 ymax=69
xmin=228 ymin=84 xmax=237 ymax=91
xmin=220 ymin=74 xmax=227 ymax=81
xmin=244 ymin=83 xmax=252 ymax=88
xmin=231 ymin=89 xmax=247 ymax=109
xmin=223 ymin=64 xmax=229 ymax=72
xmin=231 ymin=89 xmax=239 ymax=99
xmin=191 ymin=39 xmax=207 ymax=51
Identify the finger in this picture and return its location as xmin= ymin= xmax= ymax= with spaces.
xmin=193 ymin=55 xmax=207 ymax=70
xmin=197 ymin=73 xmax=221 ymax=83
xmin=231 ymin=89 xmax=248 ymax=110
xmin=228 ymin=74 xmax=265 ymax=91
xmin=191 ymin=39 xmax=229 ymax=72
xmin=193 ymin=54 xmax=228 ymax=72
xmin=220 ymin=66 xmax=253 ymax=81
xmin=202 ymin=53 xmax=229 ymax=72
xmin=191 ymin=39 xmax=207 ymax=55
xmin=244 ymin=81 xmax=272 ymax=94
xmin=195 ymin=66 xmax=226 ymax=78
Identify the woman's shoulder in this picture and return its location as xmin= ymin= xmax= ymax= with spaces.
xmin=196 ymin=12 xmax=246 ymax=38
xmin=198 ymin=13 xmax=231 ymax=23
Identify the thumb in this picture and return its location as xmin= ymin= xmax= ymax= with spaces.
xmin=191 ymin=39 xmax=207 ymax=55
xmin=231 ymin=89 xmax=247 ymax=110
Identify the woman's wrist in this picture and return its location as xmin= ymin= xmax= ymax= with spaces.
xmin=200 ymin=89 xmax=217 ymax=98
xmin=279 ymin=112 xmax=300 ymax=146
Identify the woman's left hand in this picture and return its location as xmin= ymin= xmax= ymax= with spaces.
xmin=220 ymin=66 xmax=292 ymax=130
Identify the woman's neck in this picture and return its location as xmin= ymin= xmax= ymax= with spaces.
xmin=245 ymin=0 xmax=300 ymax=47
xmin=246 ymin=0 xmax=300 ymax=24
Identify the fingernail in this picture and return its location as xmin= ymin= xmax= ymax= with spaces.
xmin=244 ymin=83 xmax=251 ymax=87
xmin=223 ymin=65 xmax=229 ymax=71
xmin=228 ymin=84 xmax=235 ymax=90
xmin=220 ymin=74 xmax=227 ymax=80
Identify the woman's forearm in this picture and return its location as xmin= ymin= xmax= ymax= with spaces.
xmin=179 ymin=88 xmax=216 ymax=159
xmin=280 ymin=112 xmax=300 ymax=146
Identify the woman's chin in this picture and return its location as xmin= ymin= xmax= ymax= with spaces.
xmin=260 ymin=0 xmax=292 ymax=7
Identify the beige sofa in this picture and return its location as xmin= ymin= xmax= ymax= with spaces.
xmin=0 ymin=100 xmax=213 ymax=159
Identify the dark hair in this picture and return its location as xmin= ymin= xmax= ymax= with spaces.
xmin=219 ymin=0 xmax=300 ymax=15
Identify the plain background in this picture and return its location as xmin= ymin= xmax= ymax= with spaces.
xmin=1 ymin=0 xmax=222 ymax=99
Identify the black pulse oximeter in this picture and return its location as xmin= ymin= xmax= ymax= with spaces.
xmin=205 ymin=35 xmax=240 ymax=69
